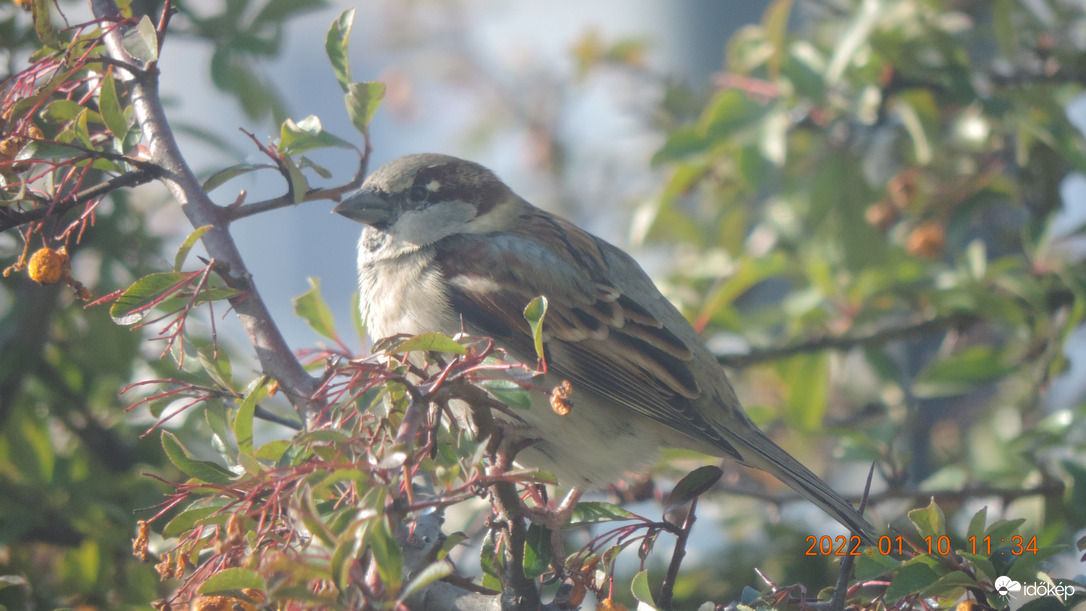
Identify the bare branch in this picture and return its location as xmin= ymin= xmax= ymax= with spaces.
xmin=717 ymin=312 xmax=979 ymax=368
xmin=226 ymin=152 xmax=368 ymax=222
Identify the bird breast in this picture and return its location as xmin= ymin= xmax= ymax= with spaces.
xmin=356 ymin=244 xmax=459 ymax=340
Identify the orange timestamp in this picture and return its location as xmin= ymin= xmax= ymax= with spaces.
xmin=804 ymin=534 xmax=1040 ymax=556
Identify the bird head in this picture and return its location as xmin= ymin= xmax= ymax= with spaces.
xmin=334 ymin=154 xmax=519 ymax=251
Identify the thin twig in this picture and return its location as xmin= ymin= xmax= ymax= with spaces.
xmin=716 ymin=480 xmax=1064 ymax=509
xmin=226 ymin=151 xmax=368 ymax=222
xmin=717 ymin=312 xmax=979 ymax=368
xmin=0 ymin=169 xmax=157 ymax=233
xmin=658 ymin=497 xmax=697 ymax=611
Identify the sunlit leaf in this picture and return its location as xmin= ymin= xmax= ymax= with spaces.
xmin=160 ymin=431 xmax=234 ymax=485
xmin=110 ymin=272 xmax=190 ymax=325
xmin=399 ymin=561 xmax=453 ymax=602
xmin=292 ymin=277 xmax=339 ymax=342
xmin=523 ymin=296 xmax=548 ymax=369
xmin=480 ymin=379 xmax=532 ymax=410
xmin=631 ymin=570 xmax=656 ymax=607
xmin=663 ymin=465 xmax=722 ymax=513
xmin=281 ymin=153 xmax=308 ymax=204
xmin=345 ymin=81 xmax=385 ymax=136
xmin=30 ymin=0 xmax=60 ymax=48
xmin=163 ymin=503 xmax=228 ymax=537
xmin=197 ymin=567 xmax=266 ymax=594
xmin=907 ymin=500 xmax=945 ymax=539
xmin=278 ymin=115 xmax=353 ymax=156
xmin=779 ymin=353 xmax=829 ymax=431
xmin=202 ymin=163 xmax=269 ymax=193
xmin=388 ymin=332 xmax=467 ymax=355
xmin=174 ymin=225 xmax=212 ymax=272
xmin=123 ymin=15 xmax=158 ymax=63
xmin=234 ymin=378 xmax=267 ymax=456
xmin=325 ymin=9 xmax=355 ymax=92
xmin=568 ymin=501 xmax=637 ymax=526
xmin=99 ymin=73 xmax=128 ymax=143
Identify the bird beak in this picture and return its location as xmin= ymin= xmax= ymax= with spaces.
xmin=334 ymin=189 xmax=394 ymax=226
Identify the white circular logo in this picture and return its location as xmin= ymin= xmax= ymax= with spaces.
xmin=994 ymin=576 xmax=1022 ymax=597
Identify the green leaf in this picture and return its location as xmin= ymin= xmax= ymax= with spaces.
xmin=389 ymin=332 xmax=468 ymax=355
xmin=98 ymin=73 xmax=128 ymax=143
xmin=110 ymin=272 xmax=189 ymax=325
xmin=163 ymin=503 xmax=228 ymax=537
xmin=854 ymin=551 xmax=902 ymax=581
xmin=915 ymin=346 xmax=1014 ymax=398
xmin=908 ymin=500 xmax=946 ymax=539
xmin=197 ymin=347 xmax=233 ymax=391
xmin=522 ymin=524 xmax=552 ymax=579
xmin=992 ymin=0 xmax=1017 ymax=60
xmin=345 ymin=81 xmax=386 ymax=136
xmin=762 ymin=0 xmax=793 ymax=79
xmin=251 ymin=0 xmax=327 ymax=27
xmin=235 ymin=378 xmax=267 ymax=456
xmin=697 ymin=88 xmax=766 ymax=141
xmin=281 ymin=154 xmax=308 ymax=204
xmin=123 ymin=15 xmax=159 ymax=63
xmin=437 ymin=532 xmax=467 ymax=561
xmin=919 ymin=570 xmax=976 ymax=598
xmin=368 ymin=517 xmax=403 ymax=592
xmin=6 ymin=412 xmax=55 ymax=483
xmin=292 ymin=277 xmax=339 ymax=342
xmin=30 ymin=0 xmax=60 ymax=48
xmin=885 ymin=561 xmax=942 ymax=603
xmin=967 ymin=507 xmax=988 ymax=541
xmin=631 ymin=570 xmax=656 ymax=608
xmin=277 ymin=115 xmax=353 ymax=156
xmin=350 ymin=291 xmax=366 ymax=341
xmin=174 ymin=225 xmax=212 ymax=271
xmin=325 ymin=9 xmax=355 ymax=92
xmin=400 ymin=562 xmax=453 ymax=602
xmin=523 ymin=296 xmax=548 ymax=368
xmin=479 ymin=379 xmax=532 ymax=410
xmin=255 ymin=439 xmax=290 ymax=463
xmin=568 ymin=501 xmax=637 ymax=526
xmin=202 ymin=163 xmax=270 ymax=193
xmin=663 ymin=465 xmax=722 ymax=512
xmin=780 ymin=353 xmax=829 ymax=431
xmin=197 ymin=567 xmax=266 ymax=594
xmin=160 ymin=431 xmax=234 ymax=485
xmin=42 ymin=99 xmax=88 ymax=123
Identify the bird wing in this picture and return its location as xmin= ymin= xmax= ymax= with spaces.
xmin=435 ymin=211 xmax=742 ymax=459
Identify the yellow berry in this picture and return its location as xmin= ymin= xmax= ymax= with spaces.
xmin=27 ymin=247 xmax=67 ymax=284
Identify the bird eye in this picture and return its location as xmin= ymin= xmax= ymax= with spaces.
xmin=408 ymin=185 xmax=429 ymax=203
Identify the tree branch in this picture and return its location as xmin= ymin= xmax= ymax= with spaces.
xmin=89 ymin=0 xmax=319 ymax=418
xmin=717 ymin=312 xmax=979 ymax=368
xmin=0 ymin=169 xmax=157 ymax=233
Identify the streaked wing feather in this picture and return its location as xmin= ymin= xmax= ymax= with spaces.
xmin=436 ymin=215 xmax=740 ymax=454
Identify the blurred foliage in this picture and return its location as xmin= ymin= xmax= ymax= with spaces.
xmin=2 ymin=0 xmax=1086 ymax=609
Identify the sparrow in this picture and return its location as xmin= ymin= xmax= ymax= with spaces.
xmin=335 ymin=153 xmax=877 ymax=543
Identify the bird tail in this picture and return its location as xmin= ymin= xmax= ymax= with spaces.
xmin=731 ymin=428 xmax=878 ymax=545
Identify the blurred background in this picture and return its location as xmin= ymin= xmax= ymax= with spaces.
xmin=3 ymin=0 xmax=1086 ymax=608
